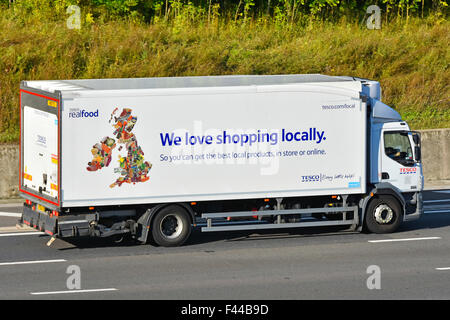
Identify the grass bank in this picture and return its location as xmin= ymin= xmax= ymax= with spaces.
xmin=0 ymin=15 xmax=448 ymax=142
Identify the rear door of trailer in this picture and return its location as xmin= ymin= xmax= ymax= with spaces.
xmin=20 ymin=87 xmax=61 ymax=210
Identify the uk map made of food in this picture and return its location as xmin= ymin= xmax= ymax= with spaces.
xmin=86 ymin=108 xmax=152 ymax=188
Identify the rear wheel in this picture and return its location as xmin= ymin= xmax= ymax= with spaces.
xmin=151 ymin=205 xmax=192 ymax=247
xmin=364 ymin=196 xmax=403 ymax=233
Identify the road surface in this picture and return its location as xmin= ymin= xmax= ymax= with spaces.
xmin=0 ymin=189 xmax=449 ymax=300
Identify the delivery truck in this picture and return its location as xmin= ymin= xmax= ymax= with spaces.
xmin=18 ymin=74 xmax=423 ymax=246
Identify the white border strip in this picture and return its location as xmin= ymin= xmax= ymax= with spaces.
xmin=0 ymin=212 xmax=22 ymax=217
xmin=368 ymin=237 xmax=441 ymax=243
xmin=30 ymin=288 xmax=118 ymax=295
xmin=424 ymin=210 xmax=450 ymax=214
xmin=424 ymin=199 xmax=450 ymax=203
xmin=0 ymin=232 xmax=45 ymax=237
xmin=0 ymin=259 xmax=66 ymax=266
xmin=436 ymin=267 xmax=450 ymax=271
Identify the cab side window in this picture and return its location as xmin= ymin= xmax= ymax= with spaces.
xmin=384 ymin=132 xmax=414 ymax=167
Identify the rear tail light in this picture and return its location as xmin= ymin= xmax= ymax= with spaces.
xmin=252 ymin=208 xmax=258 ymax=219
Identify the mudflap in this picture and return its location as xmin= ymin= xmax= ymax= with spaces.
xmin=22 ymin=205 xmax=57 ymax=236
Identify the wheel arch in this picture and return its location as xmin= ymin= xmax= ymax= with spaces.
xmin=136 ymin=203 xmax=195 ymax=244
xmin=359 ymin=183 xmax=406 ymax=231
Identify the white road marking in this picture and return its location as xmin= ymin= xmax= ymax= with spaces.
xmin=30 ymin=288 xmax=118 ymax=295
xmin=0 ymin=203 xmax=22 ymax=208
xmin=0 ymin=259 xmax=66 ymax=266
xmin=0 ymin=232 xmax=45 ymax=237
xmin=0 ymin=212 xmax=21 ymax=217
xmin=436 ymin=267 xmax=450 ymax=271
xmin=368 ymin=237 xmax=442 ymax=243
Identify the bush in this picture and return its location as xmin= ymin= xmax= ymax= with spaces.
xmin=0 ymin=1 xmax=448 ymax=142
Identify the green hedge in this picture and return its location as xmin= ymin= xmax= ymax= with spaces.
xmin=1 ymin=0 xmax=448 ymax=23
xmin=0 ymin=2 xmax=448 ymax=143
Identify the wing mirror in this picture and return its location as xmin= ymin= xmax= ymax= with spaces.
xmin=411 ymin=132 xmax=421 ymax=162
xmin=414 ymin=146 xmax=421 ymax=162
xmin=412 ymin=132 xmax=421 ymax=146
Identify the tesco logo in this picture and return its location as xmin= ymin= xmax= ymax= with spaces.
xmin=301 ymin=175 xmax=320 ymax=182
xmin=400 ymin=168 xmax=417 ymax=174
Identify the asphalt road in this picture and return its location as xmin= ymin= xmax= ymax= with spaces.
xmin=0 ymin=190 xmax=449 ymax=300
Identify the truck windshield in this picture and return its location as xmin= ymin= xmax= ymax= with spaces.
xmin=384 ymin=131 xmax=414 ymax=166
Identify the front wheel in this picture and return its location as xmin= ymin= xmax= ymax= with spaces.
xmin=364 ymin=196 xmax=403 ymax=234
xmin=151 ymin=205 xmax=192 ymax=247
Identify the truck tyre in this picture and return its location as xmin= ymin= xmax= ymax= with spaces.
xmin=151 ymin=205 xmax=192 ymax=247
xmin=364 ymin=196 xmax=402 ymax=234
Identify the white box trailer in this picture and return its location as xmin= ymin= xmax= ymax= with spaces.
xmin=19 ymin=74 xmax=424 ymax=246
